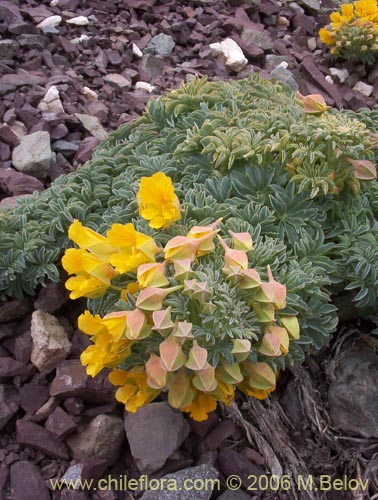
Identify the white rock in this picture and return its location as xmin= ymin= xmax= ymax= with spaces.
xmin=307 ymin=37 xmax=317 ymax=52
xmin=38 ymin=86 xmax=64 ymax=114
xmin=209 ymin=38 xmax=248 ymax=72
xmin=66 ymin=16 xmax=89 ymax=26
xmin=104 ymin=73 xmax=131 ymax=90
xmin=329 ymin=67 xmax=349 ymax=83
xmin=82 ymin=86 xmax=98 ymax=100
xmin=325 ymin=75 xmax=334 ymax=84
xmin=31 ymin=310 xmax=72 ymax=373
xmin=71 ymin=34 xmax=91 ymax=44
xmin=37 ymin=15 xmax=62 ymax=29
xmin=135 ymin=81 xmax=155 ymax=93
xmin=75 ymin=113 xmax=108 ymax=140
xmin=132 ymin=43 xmax=143 ymax=58
xmin=353 ymin=81 xmax=373 ymax=97
xmin=50 ymin=0 xmax=59 ymax=5
xmin=277 ymin=61 xmax=288 ymax=69
xmin=12 ymin=131 xmax=51 ymax=178
xmin=10 ymin=121 xmax=27 ymax=139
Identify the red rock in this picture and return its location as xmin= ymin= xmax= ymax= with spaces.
xmin=3 ymin=330 xmax=32 ymax=364
xmin=0 ymin=140 xmax=10 ymax=161
xmin=34 ymin=280 xmax=69 ymax=314
xmin=19 ymin=384 xmax=50 ymax=414
xmin=300 ymin=56 xmax=343 ymax=108
xmin=0 ymin=124 xmax=19 ymax=146
xmin=0 ymin=357 xmax=29 ymax=377
xmin=10 ymin=461 xmax=50 ymax=500
xmin=189 ymin=411 xmax=219 ymax=437
xmin=0 ymin=465 xmax=9 ymax=499
xmin=74 ymin=137 xmax=100 ymax=164
xmin=217 ymin=448 xmax=265 ymax=492
xmin=0 ymin=169 xmax=44 ymax=196
xmin=201 ymin=421 xmax=235 ymax=451
xmin=45 ymin=407 xmax=77 ymax=438
xmin=16 ymin=420 xmax=69 ymax=459
xmin=0 ymin=384 xmax=19 ymax=430
xmin=63 ymin=397 xmax=85 ymax=416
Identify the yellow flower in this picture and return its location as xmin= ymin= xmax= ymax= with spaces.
xmin=341 ymin=3 xmax=355 ymax=21
xmin=319 ymin=28 xmax=335 ymax=45
xmin=137 ymin=172 xmax=181 ymax=229
xmin=78 ymin=310 xmax=108 ymax=336
xmin=108 ymin=368 xmax=161 ymax=412
xmin=182 ymin=390 xmax=217 ymax=421
xmin=68 ymin=219 xmax=118 ymax=261
xmin=80 ymin=333 xmax=132 ymax=377
xmin=107 ymin=223 xmax=160 ymax=273
xmin=62 ymin=248 xmax=118 ymax=299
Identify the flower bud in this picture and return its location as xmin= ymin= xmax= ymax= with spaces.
xmin=231 ymin=339 xmax=251 ymax=362
xmin=152 ymin=307 xmax=175 ymax=335
xmin=185 ymin=340 xmax=209 ymax=371
xmin=243 ymin=361 xmax=276 ymax=391
xmin=192 ymin=281 xmax=212 ymax=303
xmin=173 ymin=259 xmax=192 ymax=280
xmin=173 ymin=321 xmax=194 ymax=340
xmin=216 ymin=361 xmax=243 ymax=384
xmin=229 ymin=231 xmax=253 ymax=251
xmin=280 ymin=315 xmax=300 ymax=340
xmin=265 ymin=325 xmax=289 ymax=355
xmin=164 ymin=236 xmax=200 ymax=262
xmin=253 ymin=302 xmax=275 ymax=323
xmin=159 ymin=337 xmax=186 ymax=372
xmin=239 ymin=269 xmax=261 ymax=289
xmin=187 ymin=219 xmax=221 ymax=256
xmin=192 ymin=365 xmax=218 ymax=392
xmin=218 ymin=236 xmax=248 ymax=271
xmin=258 ymin=333 xmax=281 ymax=357
xmin=346 ymin=158 xmax=377 ymax=180
xmin=168 ymin=368 xmax=195 ymax=408
xmin=136 ymin=285 xmax=182 ymax=311
xmin=125 ymin=308 xmax=150 ymax=340
xmin=298 ymin=92 xmax=327 ymax=114
xmin=137 ymin=262 xmax=169 ymax=289
xmin=146 ymin=353 xmax=168 ymax=389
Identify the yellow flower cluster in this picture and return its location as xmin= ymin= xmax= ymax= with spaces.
xmin=63 ymin=172 xmax=301 ymax=421
xmin=319 ymin=0 xmax=378 ymax=63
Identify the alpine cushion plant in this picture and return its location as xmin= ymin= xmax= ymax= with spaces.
xmin=62 ymin=174 xmax=301 ymax=421
xmin=319 ymin=0 xmax=378 ymax=64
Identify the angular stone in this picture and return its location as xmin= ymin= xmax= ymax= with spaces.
xmin=10 ymin=461 xmax=50 ymax=500
xmin=50 ymin=360 xmax=115 ymax=403
xmin=60 ymin=460 xmax=108 ymax=487
xmin=300 ymin=57 xmax=343 ymax=108
xmin=298 ymin=0 xmax=320 ymax=14
xmin=12 ymin=131 xmax=51 ymax=178
xmin=329 ymin=344 xmax=378 ymax=438
xmin=265 ymin=54 xmax=290 ymax=70
xmin=74 ymin=137 xmax=100 ymax=164
xmin=66 ymin=414 xmax=125 ymax=465
xmin=146 ymin=33 xmax=175 ymax=56
xmin=217 ymin=449 xmax=265 ymax=492
xmin=353 ymin=81 xmax=373 ymax=97
xmin=66 ymin=16 xmax=89 ymax=26
xmin=0 ymin=72 xmax=48 ymax=87
xmin=75 ymin=113 xmax=108 ymax=141
xmin=0 ymin=357 xmax=28 ymax=377
xmin=16 ymin=420 xmax=69 ymax=459
xmin=19 ymin=384 xmax=50 ymax=414
xmin=34 ymin=280 xmax=69 ymax=314
xmin=125 ymin=402 xmax=190 ymax=473
xmin=104 ymin=73 xmax=132 ymax=91
xmin=0 ymin=385 xmax=19 ymax=430
xmin=18 ymin=34 xmax=49 ymax=50
xmin=30 ymin=310 xmax=71 ymax=374
xmin=138 ymin=54 xmax=165 ymax=82
xmin=0 ymin=169 xmax=43 ymax=197
xmin=141 ymin=465 xmax=218 ymax=500
xmin=270 ymin=65 xmax=298 ymax=91
xmin=241 ymin=28 xmax=273 ymax=51
xmin=45 ymin=406 xmax=77 ymax=438
xmin=209 ymin=38 xmax=248 ymax=72
xmin=0 ymin=40 xmax=14 ymax=60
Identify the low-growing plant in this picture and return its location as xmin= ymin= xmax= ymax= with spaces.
xmin=319 ymin=0 xmax=378 ymax=64
xmin=1 ymin=75 xmax=378 ymax=417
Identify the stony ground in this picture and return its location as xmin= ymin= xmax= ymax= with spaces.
xmin=1 ymin=0 xmax=378 ymax=499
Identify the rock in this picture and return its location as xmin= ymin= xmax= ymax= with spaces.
xmin=135 ymin=81 xmax=155 ymax=92
xmin=71 ymin=34 xmax=91 ymax=44
xmin=328 ymin=343 xmax=378 ymax=438
xmin=217 ymin=449 xmax=265 ymax=492
xmin=300 ymin=57 xmax=343 ymax=108
xmin=0 ymin=40 xmax=14 ymax=59
xmin=241 ymin=28 xmax=273 ymax=51
xmin=66 ymin=414 xmax=125 ymax=465
xmin=265 ymin=54 xmax=290 ymax=70
xmin=30 ymin=310 xmax=71 ymax=373
xmin=0 ymin=385 xmax=19 ymax=431
xmin=140 ymin=465 xmax=219 ymax=500
xmin=60 ymin=460 xmax=108 ymax=487
xmin=307 ymin=37 xmax=317 ymax=52
xmin=74 ymin=137 xmax=100 ymax=164
xmin=18 ymin=34 xmax=49 ymax=50
xmin=329 ymin=67 xmax=349 ymax=84
xmin=38 ymin=86 xmax=64 ymax=114
xmin=353 ymin=81 xmax=373 ymax=97
xmin=0 ymin=357 xmax=29 ymax=377
xmin=217 ymin=491 xmax=252 ymax=500
xmin=0 ymin=169 xmax=43 ymax=196
xmin=132 ymin=43 xmax=143 ymax=57
xmin=50 ymin=360 xmax=115 ymax=402
xmin=75 ymin=113 xmax=108 ymax=141
xmin=125 ymin=402 xmax=190 ymax=474
xmin=19 ymin=384 xmax=50 ymax=414
xmin=325 ymin=75 xmax=334 ymax=84
xmin=209 ymin=38 xmax=248 ymax=72
xmin=16 ymin=420 xmax=70 ymax=459
xmin=0 ymin=195 xmax=32 ymax=209
xmin=10 ymin=461 xmax=50 ymax=500
xmin=269 ymin=65 xmax=298 ymax=91
xmin=104 ymin=73 xmax=132 ymax=91
xmin=34 ymin=280 xmax=69 ymax=314
xmin=138 ymin=54 xmax=165 ymax=82
xmin=52 ymin=140 xmax=79 ymax=155
xmin=45 ymin=406 xmax=77 ymax=438
xmin=201 ymin=421 xmax=235 ymax=451
xmin=82 ymin=86 xmax=98 ymax=100
xmin=37 ymin=15 xmax=61 ymax=30
xmin=298 ymin=0 xmax=320 ymax=14
xmin=66 ymin=16 xmax=89 ymax=26
xmin=0 ymin=299 xmax=30 ymax=323
xmin=12 ymin=131 xmax=51 ymax=178
xmin=146 ymin=33 xmax=175 ymax=56
xmin=0 ymin=125 xmax=19 ymax=147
